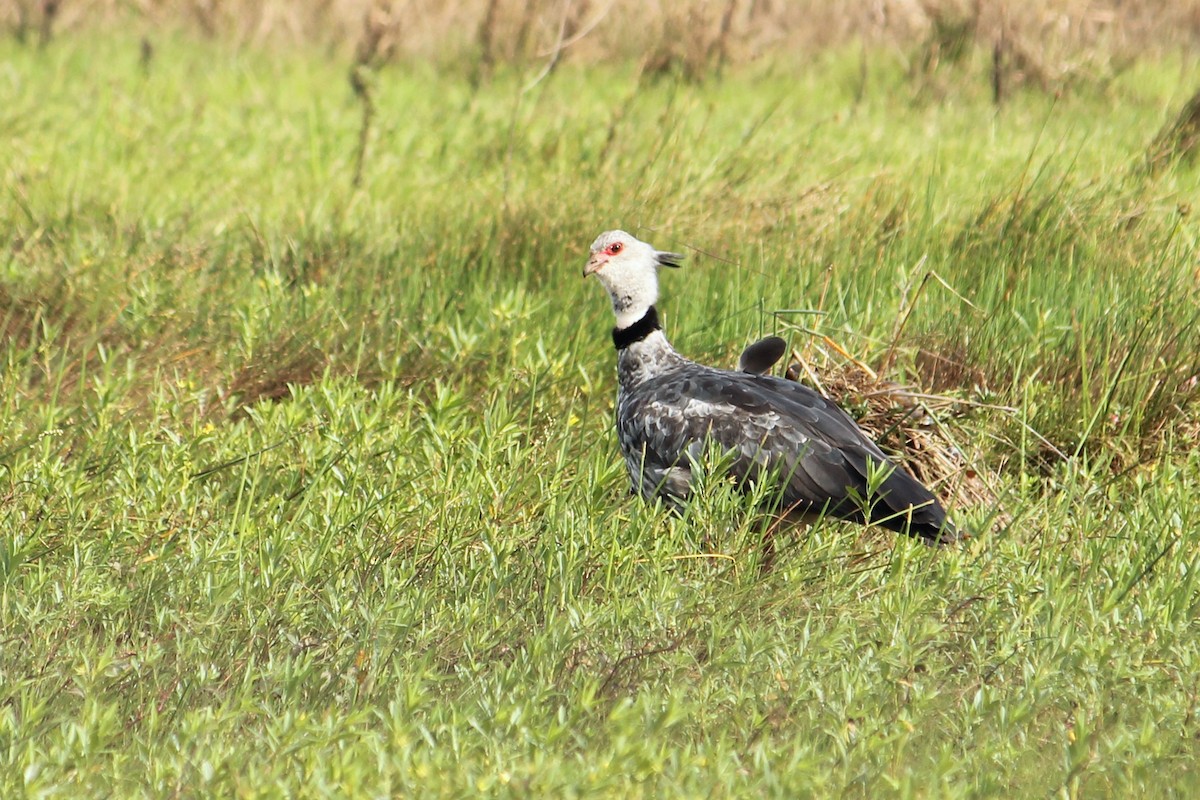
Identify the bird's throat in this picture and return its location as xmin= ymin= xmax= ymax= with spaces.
xmin=612 ymin=306 xmax=661 ymax=350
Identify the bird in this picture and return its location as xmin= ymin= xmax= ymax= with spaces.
xmin=583 ymin=229 xmax=958 ymax=545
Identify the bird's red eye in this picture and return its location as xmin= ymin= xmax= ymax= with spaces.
xmin=607 ymin=242 xmax=623 ymax=255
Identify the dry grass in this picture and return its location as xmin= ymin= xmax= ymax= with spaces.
xmin=9 ymin=0 xmax=1200 ymax=73
xmin=1147 ymin=85 xmax=1200 ymax=172
xmin=780 ymin=339 xmax=1002 ymax=526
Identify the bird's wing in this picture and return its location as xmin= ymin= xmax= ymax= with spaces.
xmin=620 ymin=366 xmax=952 ymax=541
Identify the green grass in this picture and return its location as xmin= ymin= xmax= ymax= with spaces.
xmin=2 ymin=31 xmax=1200 ymax=797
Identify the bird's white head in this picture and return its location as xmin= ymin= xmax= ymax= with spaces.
xmin=583 ymin=229 xmax=684 ymax=329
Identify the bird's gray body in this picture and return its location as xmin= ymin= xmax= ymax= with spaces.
xmin=615 ymin=323 xmax=954 ymax=543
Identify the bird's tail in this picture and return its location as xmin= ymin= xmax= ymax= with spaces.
xmin=871 ymin=468 xmax=959 ymax=546
xmin=839 ymin=451 xmax=959 ymax=545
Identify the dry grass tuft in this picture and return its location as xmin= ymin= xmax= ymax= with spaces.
xmin=222 ymin=335 xmax=330 ymax=418
xmin=349 ymin=1 xmax=399 ymax=187
xmin=780 ymin=339 xmax=1001 ymax=523
xmin=639 ymin=0 xmax=737 ymax=83
xmin=1146 ymin=85 xmax=1200 ymax=173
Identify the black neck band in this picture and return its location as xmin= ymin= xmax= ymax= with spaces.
xmin=612 ymin=306 xmax=660 ymax=350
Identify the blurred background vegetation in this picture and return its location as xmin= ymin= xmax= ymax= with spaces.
xmin=8 ymin=0 xmax=1200 ymax=81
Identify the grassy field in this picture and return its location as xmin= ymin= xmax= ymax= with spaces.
xmin=2 ymin=29 xmax=1200 ymax=797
